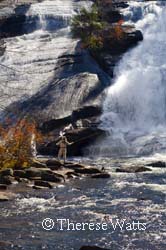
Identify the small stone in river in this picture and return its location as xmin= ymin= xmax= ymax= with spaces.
xmin=34 ymin=180 xmax=54 ymax=189
xmin=80 ymin=246 xmax=110 ymax=250
xmin=91 ymin=173 xmax=110 ymax=179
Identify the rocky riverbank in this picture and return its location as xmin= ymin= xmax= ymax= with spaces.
xmin=1 ymin=156 xmax=164 ymax=202
xmin=0 ymin=158 xmax=111 ymax=201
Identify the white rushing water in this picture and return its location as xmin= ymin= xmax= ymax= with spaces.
xmin=101 ymin=1 xmax=166 ymax=157
xmin=0 ymin=0 xmax=91 ymax=108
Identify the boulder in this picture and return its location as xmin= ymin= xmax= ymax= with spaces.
xmin=146 ymin=161 xmax=166 ymax=168
xmin=135 ymin=166 xmax=152 ymax=173
xmin=12 ymin=67 xmax=106 ymax=127
xmin=104 ymin=30 xmax=143 ymax=55
xmin=33 ymin=185 xmax=50 ymax=190
xmin=41 ymin=116 xmax=71 ymax=132
xmin=0 ymin=191 xmax=15 ymax=202
xmin=65 ymin=171 xmax=80 ymax=179
xmin=0 ymin=194 xmax=9 ymax=202
xmin=25 ymin=167 xmax=42 ymax=178
xmin=40 ymin=105 xmax=102 ymax=133
xmin=91 ymin=173 xmax=110 ymax=179
xmin=80 ymin=246 xmax=110 ymax=250
xmin=15 ymin=177 xmax=29 ymax=183
xmin=0 ymin=241 xmax=13 ymax=248
xmin=13 ymin=170 xmax=26 ymax=178
xmin=0 ymin=184 xmax=7 ymax=190
xmin=116 ymin=166 xmax=152 ymax=173
xmin=32 ymin=160 xmax=47 ymax=168
xmin=46 ymin=159 xmax=62 ymax=167
xmin=48 ymin=165 xmax=63 ymax=171
xmin=28 ymin=177 xmax=42 ymax=181
xmin=41 ymin=172 xmax=63 ymax=183
xmin=75 ymin=168 xmax=101 ymax=175
xmin=0 ymin=168 xmax=13 ymax=177
xmin=52 ymin=172 xmax=65 ymax=180
xmin=71 ymin=106 xmax=102 ymax=121
xmin=0 ymin=175 xmax=16 ymax=185
xmin=64 ymin=163 xmax=85 ymax=170
xmin=34 ymin=180 xmax=53 ymax=189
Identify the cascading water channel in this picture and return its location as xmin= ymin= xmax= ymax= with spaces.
xmin=0 ymin=0 xmax=91 ymax=109
xmin=99 ymin=1 xmax=166 ymax=157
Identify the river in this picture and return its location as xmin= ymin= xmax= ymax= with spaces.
xmin=0 ymin=155 xmax=166 ymax=249
xmin=0 ymin=0 xmax=166 ymax=249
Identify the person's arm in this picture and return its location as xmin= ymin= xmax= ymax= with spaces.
xmin=56 ymin=140 xmax=61 ymax=146
xmin=65 ymin=138 xmax=73 ymax=145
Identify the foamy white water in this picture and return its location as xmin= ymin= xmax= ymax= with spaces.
xmin=101 ymin=1 xmax=166 ymax=157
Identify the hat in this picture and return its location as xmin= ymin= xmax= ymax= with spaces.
xmin=59 ymin=131 xmax=65 ymax=137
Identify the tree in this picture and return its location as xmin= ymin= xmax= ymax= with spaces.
xmin=0 ymin=118 xmax=42 ymax=170
xmin=71 ymin=6 xmax=104 ymax=49
xmin=71 ymin=1 xmax=124 ymax=51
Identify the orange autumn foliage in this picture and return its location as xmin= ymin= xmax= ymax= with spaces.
xmin=114 ymin=22 xmax=125 ymax=41
xmin=0 ymin=119 xmax=42 ymax=169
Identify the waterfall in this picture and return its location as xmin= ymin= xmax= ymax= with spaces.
xmin=100 ymin=1 xmax=166 ymax=157
xmin=26 ymin=0 xmax=75 ymax=30
xmin=0 ymin=0 xmax=92 ymax=109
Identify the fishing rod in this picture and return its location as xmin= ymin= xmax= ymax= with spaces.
xmin=44 ymin=130 xmax=101 ymax=147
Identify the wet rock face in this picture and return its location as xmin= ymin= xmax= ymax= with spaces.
xmin=17 ymin=71 xmax=105 ymax=122
xmin=40 ymin=106 xmax=102 ymax=133
xmin=0 ymin=4 xmax=69 ymax=37
xmin=0 ymin=5 xmax=31 ymax=37
xmin=1 ymin=0 xmax=110 ymax=119
xmin=104 ymin=30 xmax=143 ymax=54
xmin=92 ymin=30 xmax=143 ymax=78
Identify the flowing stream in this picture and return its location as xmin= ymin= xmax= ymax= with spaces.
xmin=100 ymin=1 xmax=166 ymax=157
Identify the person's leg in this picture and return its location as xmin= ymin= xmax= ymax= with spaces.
xmin=58 ymin=148 xmax=62 ymax=160
xmin=63 ymin=148 xmax=67 ymax=164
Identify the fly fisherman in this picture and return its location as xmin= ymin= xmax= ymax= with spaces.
xmin=56 ymin=134 xmax=73 ymax=163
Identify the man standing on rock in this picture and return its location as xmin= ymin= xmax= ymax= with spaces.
xmin=56 ymin=135 xmax=73 ymax=163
